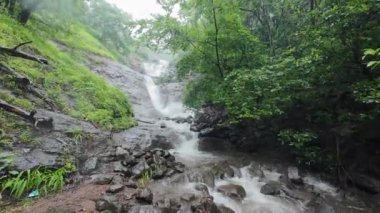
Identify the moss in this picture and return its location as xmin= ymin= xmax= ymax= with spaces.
xmin=0 ymin=14 xmax=135 ymax=130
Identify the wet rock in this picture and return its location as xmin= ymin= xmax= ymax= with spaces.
xmin=260 ymin=181 xmax=282 ymax=196
xmin=152 ymin=165 xmax=168 ymax=179
xmin=107 ymin=184 xmax=124 ymax=193
xmin=126 ymin=180 xmax=138 ymax=188
xmin=132 ymin=161 xmax=150 ymax=177
xmin=155 ymin=197 xmax=181 ymax=211
xmin=136 ymin=188 xmax=153 ymax=204
xmin=306 ymin=196 xmax=335 ymax=213
xmin=111 ymin=175 xmax=124 ymax=185
xmin=115 ymin=147 xmax=129 ymax=159
xmin=350 ymin=173 xmax=380 ymax=194
xmin=218 ymin=205 xmax=235 ymax=213
xmin=82 ymin=157 xmax=98 ymax=174
xmin=211 ymin=161 xmax=234 ymax=179
xmin=133 ymin=150 xmax=146 ymax=158
xmin=160 ymin=123 xmax=167 ymax=128
xmin=247 ymin=162 xmax=265 ymax=179
xmin=173 ymin=162 xmax=185 ymax=173
xmin=191 ymin=196 xmax=220 ymax=213
xmin=96 ymin=195 xmax=118 ymax=212
xmin=198 ymin=137 xmax=230 ymax=152
xmin=128 ymin=205 xmax=161 ymax=213
xmin=194 ymin=183 xmax=209 ymax=194
xmin=113 ymin=161 xmax=132 ymax=176
xmin=91 ymin=174 xmax=114 ymax=185
xmin=217 ymin=184 xmax=246 ymax=201
xmin=121 ymin=155 xmax=137 ymax=167
xmin=187 ymin=170 xmax=215 ymax=187
xmin=190 ymin=104 xmax=228 ymax=132
xmin=150 ymin=135 xmax=174 ymax=150
xmin=288 ymin=167 xmax=303 ymax=185
xmin=180 ymin=193 xmax=196 ymax=202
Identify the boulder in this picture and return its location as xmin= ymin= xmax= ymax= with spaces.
xmin=128 ymin=205 xmax=162 ymax=213
xmin=211 ymin=161 xmax=235 ymax=179
xmin=350 ymin=173 xmax=380 ymax=194
xmin=113 ymin=161 xmax=132 ymax=176
xmin=115 ymin=147 xmax=129 ymax=159
xmin=82 ymin=157 xmax=98 ymax=174
xmin=126 ymin=180 xmax=138 ymax=189
xmin=136 ymin=188 xmax=154 ymax=204
xmin=260 ymin=181 xmax=282 ymax=196
xmin=91 ymin=174 xmax=114 ymax=185
xmin=149 ymin=135 xmax=174 ymax=150
xmin=194 ymin=183 xmax=209 ymax=194
xmin=198 ymin=137 xmax=229 ymax=152
xmin=190 ymin=104 xmax=228 ymax=132
xmin=132 ymin=161 xmax=150 ymax=177
xmin=187 ymin=170 xmax=215 ymax=187
xmin=218 ymin=205 xmax=235 ymax=213
xmin=247 ymin=162 xmax=265 ymax=179
xmin=288 ymin=167 xmax=303 ymax=185
xmin=217 ymin=184 xmax=246 ymax=201
xmin=106 ymin=184 xmax=124 ymax=193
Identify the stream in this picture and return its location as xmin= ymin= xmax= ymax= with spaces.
xmin=139 ymin=59 xmax=370 ymax=213
xmin=84 ymin=55 xmax=377 ymax=213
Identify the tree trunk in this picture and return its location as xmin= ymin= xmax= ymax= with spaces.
xmin=19 ymin=8 xmax=32 ymax=24
xmin=211 ymin=0 xmax=224 ymax=79
xmin=9 ymin=0 xmax=15 ymax=15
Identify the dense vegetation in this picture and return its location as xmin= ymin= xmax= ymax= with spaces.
xmin=143 ymin=0 xmax=380 ymax=174
xmin=0 ymin=0 xmax=136 ymax=130
xmin=0 ymin=0 xmax=136 ymax=200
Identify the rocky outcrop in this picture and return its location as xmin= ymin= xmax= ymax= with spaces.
xmin=217 ymin=184 xmax=246 ymax=201
xmin=190 ymin=104 xmax=228 ymax=132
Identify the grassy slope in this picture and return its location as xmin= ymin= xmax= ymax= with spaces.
xmin=0 ymin=14 xmax=135 ymax=130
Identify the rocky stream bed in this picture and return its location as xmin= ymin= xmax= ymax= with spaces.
xmin=5 ymin=57 xmax=380 ymax=213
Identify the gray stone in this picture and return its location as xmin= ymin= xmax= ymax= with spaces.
xmin=217 ymin=184 xmax=246 ymax=201
xmin=107 ymin=184 xmax=124 ymax=193
xmin=91 ymin=174 xmax=114 ymax=185
xmin=247 ymin=162 xmax=265 ymax=179
xmin=115 ymin=147 xmax=129 ymax=158
xmin=218 ymin=205 xmax=235 ymax=213
xmin=260 ymin=181 xmax=282 ymax=196
xmin=132 ymin=160 xmax=150 ymax=177
xmin=136 ymin=188 xmax=153 ymax=204
xmin=128 ymin=205 xmax=161 ymax=213
xmin=82 ymin=157 xmax=98 ymax=174
xmin=180 ymin=193 xmax=196 ymax=202
xmin=111 ymin=175 xmax=124 ymax=185
xmin=126 ymin=180 xmax=138 ymax=188
xmin=194 ymin=183 xmax=209 ymax=194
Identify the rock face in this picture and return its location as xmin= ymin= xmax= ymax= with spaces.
xmin=217 ymin=184 xmax=247 ymax=201
xmin=190 ymin=104 xmax=228 ymax=132
xmin=260 ymin=181 xmax=282 ymax=196
xmin=136 ymin=188 xmax=154 ymax=204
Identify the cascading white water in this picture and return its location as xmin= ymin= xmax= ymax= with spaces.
xmin=142 ymin=59 xmax=340 ymax=213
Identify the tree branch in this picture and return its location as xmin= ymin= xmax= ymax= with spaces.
xmin=13 ymin=41 xmax=33 ymax=50
xmin=0 ymin=42 xmax=48 ymax=64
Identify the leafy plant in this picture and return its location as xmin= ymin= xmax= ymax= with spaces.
xmin=137 ymin=169 xmax=152 ymax=188
xmin=65 ymin=128 xmax=84 ymax=144
xmin=1 ymin=166 xmax=70 ymax=199
xmin=0 ymin=152 xmax=13 ymax=173
xmin=278 ymin=129 xmax=321 ymax=166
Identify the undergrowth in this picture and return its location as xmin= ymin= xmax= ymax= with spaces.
xmin=0 ymin=14 xmax=135 ymax=130
xmin=1 ymin=164 xmax=74 ymax=199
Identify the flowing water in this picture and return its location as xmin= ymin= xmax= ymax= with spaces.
xmin=137 ymin=58 xmax=372 ymax=213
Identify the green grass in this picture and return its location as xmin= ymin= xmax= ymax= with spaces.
xmin=1 ymin=167 xmax=69 ymax=199
xmin=0 ymin=14 xmax=135 ymax=130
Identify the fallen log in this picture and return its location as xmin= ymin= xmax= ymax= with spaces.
xmin=0 ymin=63 xmax=56 ymax=110
xmin=0 ymin=98 xmax=35 ymax=121
xmin=0 ymin=98 xmax=53 ymax=129
xmin=0 ymin=41 xmax=48 ymax=65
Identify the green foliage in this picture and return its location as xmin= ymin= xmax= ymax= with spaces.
xmin=143 ymin=0 xmax=380 ymax=169
xmin=0 ymin=13 xmax=135 ymax=130
xmin=1 ymin=166 xmax=71 ymax=199
xmin=278 ymin=129 xmax=321 ymax=166
xmin=137 ymin=169 xmax=152 ymax=188
xmin=0 ymin=152 xmax=13 ymax=173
